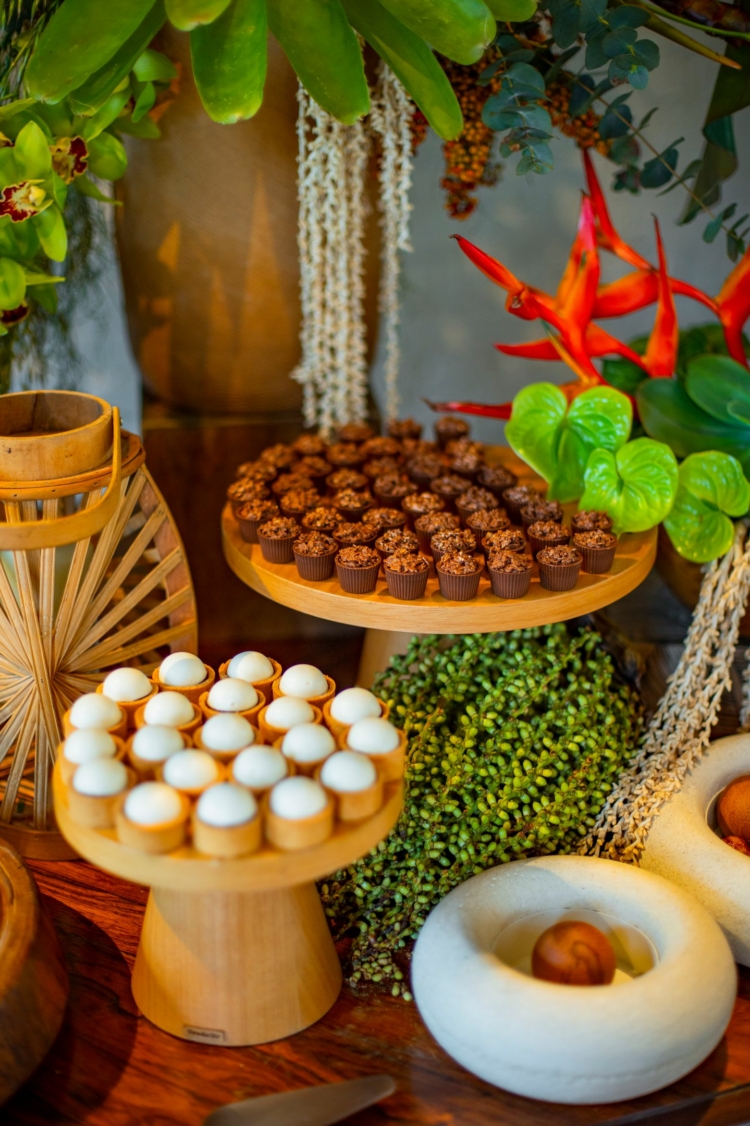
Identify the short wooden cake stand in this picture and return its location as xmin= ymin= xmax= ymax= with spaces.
xmin=53 ymin=763 xmax=402 ymax=1046
xmin=221 ymin=449 xmax=657 ymax=685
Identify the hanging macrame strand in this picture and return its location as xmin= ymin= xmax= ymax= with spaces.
xmin=370 ymin=63 xmax=414 ymax=424
xmin=581 ymin=522 xmax=750 ymax=865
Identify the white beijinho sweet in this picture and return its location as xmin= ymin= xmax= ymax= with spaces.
xmin=330 ymin=687 xmax=381 ymax=725
xmin=196 ymin=782 xmax=257 ymax=828
xmin=124 ymin=781 xmax=184 ymax=826
xmin=163 ymin=749 xmax=220 ymax=791
xmin=278 ymin=663 xmax=328 ymax=700
xmin=200 ymin=713 xmax=255 ymax=753
xmin=320 ymin=750 xmax=377 ymax=793
xmin=281 ymin=723 xmax=335 ymax=765
xmin=207 ymin=677 xmax=258 ymax=713
xmin=63 ymin=729 xmax=117 ymax=766
xmin=101 ymin=667 xmax=152 ymax=703
xmin=227 ymin=651 xmax=274 ymax=683
xmin=232 ymin=746 xmax=288 ymax=791
xmin=159 ymin=651 xmax=207 ymax=688
xmin=131 ymin=724 xmax=185 ymax=763
xmin=73 ymin=757 xmax=128 ymax=797
xmin=269 ymin=776 xmax=328 ymax=820
xmin=265 ymin=696 xmax=314 ymax=732
xmin=347 ymin=717 xmax=400 ymax=755
xmin=143 ymin=691 xmax=195 ymax=727
xmin=69 ymin=692 xmax=122 ymax=731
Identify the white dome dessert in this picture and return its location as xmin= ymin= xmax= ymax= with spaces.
xmin=200 ymin=713 xmax=255 ymax=753
xmin=207 ymin=678 xmax=258 ymax=713
xmin=330 ymin=687 xmax=381 ymax=725
xmin=73 ymin=757 xmax=128 ymax=796
xmin=232 ymin=746 xmax=288 ymax=791
xmin=101 ymin=667 xmax=152 ymax=703
xmin=159 ymin=652 xmax=207 ymax=687
xmin=124 ymin=781 xmax=184 ymax=826
xmin=278 ymin=664 xmax=328 ymax=700
xmin=69 ymin=692 xmax=122 ymax=731
xmin=227 ymin=651 xmax=274 ymax=683
xmin=63 ymin=729 xmax=117 ymax=766
xmin=264 ymin=696 xmax=314 ymax=732
xmin=131 ymin=724 xmax=185 ymax=764
xmin=162 ymin=749 xmax=220 ymax=792
xmin=143 ymin=691 xmax=195 ymax=727
xmin=196 ymin=783 xmax=257 ymax=828
xmin=269 ymin=776 xmax=328 ymax=820
xmin=347 ymin=717 xmax=400 ymax=755
xmin=281 ymin=723 xmax=335 ymax=765
xmin=321 ymin=751 xmax=377 ymax=793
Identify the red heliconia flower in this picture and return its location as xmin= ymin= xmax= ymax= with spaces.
xmin=641 ymin=218 xmax=678 ymax=379
xmin=50 ymin=137 xmax=88 ymax=184
xmin=0 ymin=181 xmax=46 ymax=222
xmin=715 ymin=247 xmax=750 ymax=369
xmin=1 ymin=303 xmax=29 ymax=327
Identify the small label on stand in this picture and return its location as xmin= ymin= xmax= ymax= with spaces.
xmin=184 ymin=1025 xmax=226 ymax=1043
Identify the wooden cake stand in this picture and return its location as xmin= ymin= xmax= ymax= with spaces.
xmin=53 ymin=761 xmax=402 ymax=1046
xmin=221 ymin=449 xmax=657 ymax=684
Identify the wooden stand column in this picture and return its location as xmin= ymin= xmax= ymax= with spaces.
xmin=357 ymin=630 xmax=421 ymax=688
xmin=132 ymin=881 xmax=342 ymax=1046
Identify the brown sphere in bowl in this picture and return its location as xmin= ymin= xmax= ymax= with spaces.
xmin=717 ymin=775 xmax=750 ymax=839
xmin=723 ymin=835 xmax=750 ymax=856
xmin=531 ymin=921 xmax=616 ymax=986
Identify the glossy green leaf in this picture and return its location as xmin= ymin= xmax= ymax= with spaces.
xmin=485 ymin=0 xmax=537 ymax=19
xmin=341 ymin=0 xmax=463 ymax=140
xmin=132 ymin=82 xmax=156 ymax=123
xmin=684 ymin=354 xmax=750 ymax=429
xmin=50 ymin=171 xmax=68 ymax=211
xmin=22 ymin=270 xmax=64 ymax=286
xmin=0 ymin=258 xmax=26 ymax=310
xmin=67 ymin=2 xmax=167 ymax=115
xmin=579 ymin=437 xmax=678 ymax=533
xmin=86 ymin=133 xmax=128 ymax=180
xmin=14 ymin=122 xmax=52 ymax=179
xmin=0 ymin=100 xmax=35 ymax=125
xmin=32 ymin=205 xmax=67 ymax=261
xmin=32 ymin=284 xmax=58 ymax=313
xmin=505 ymin=382 xmax=632 ymax=502
xmin=378 ymin=0 xmax=495 ymax=64
xmin=166 ymin=0 xmax=232 ymax=28
xmin=72 ymin=176 xmax=120 ymax=204
xmin=81 ymin=88 xmax=131 ymax=141
xmin=0 ymin=150 xmax=20 ymax=191
xmin=132 ymin=49 xmax=178 ymax=83
xmin=663 ymin=451 xmax=750 ymax=563
xmin=268 ymin=0 xmax=369 ymax=124
xmin=192 ymin=0 xmax=267 ymax=123
xmin=25 ymin=0 xmax=158 ymax=104
xmin=637 ymin=377 xmax=750 ymax=473
xmin=115 ymin=115 xmax=161 ymax=139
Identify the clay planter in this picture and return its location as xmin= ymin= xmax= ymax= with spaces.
xmin=641 ymin=731 xmax=750 ymax=965
xmin=412 ymin=854 xmax=736 ymax=1104
xmin=657 ymin=525 xmax=750 ymax=636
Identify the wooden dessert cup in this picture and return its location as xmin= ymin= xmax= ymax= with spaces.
xmin=257 ymin=704 xmax=322 ymax=745
xmin=271 ymin=675 xmax=336 ymax=710
xmin=53 ymin=759 xmax=402 ymax=1047
xmin=62 ymin=705 xmax=128 ymax=741
xmin=115 ymin=791 xmax=191 ymax=854
xmin=126 ymin=731 xmax=190 ymax=781
xmin=316 ymin=771 xmax=384 ymax=822
xmin=151 ymin=664 xmax=216 ymax=705
xmin=198 ymin=693 xmax=265 ymax=728
xmin=193 ymin=725 xmax=260 ymax=765
xmin=134 ymin=701 xmax=202 ymax=740
xmin=218 ymin=658 xmax=282 ymax=705
xmin=65 ymin=767 xmax=136 ymax=830
xmin=95 ymin=681 xmax=158 ymax=729
xmin=192 ymin=811 xmax=262 ymax=859
xmin=345 ymin=728 xmax=407 ymax=783
xmin=59 ymin=735 xmax=127 ymax=785
xmin=323 ymin=696 xmax=391 ymax=746
xmin=264 ymin=797 xmax=335 ymax=851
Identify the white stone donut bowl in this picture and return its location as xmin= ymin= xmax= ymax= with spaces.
xmin=411 ymin=854 xmax=735 ymax=1105
xmin=642 ymin=732 xmax=750 ymax=966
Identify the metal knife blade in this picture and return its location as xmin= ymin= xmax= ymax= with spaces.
xmin=202 ymin=1074 xmax=396 ymax=1126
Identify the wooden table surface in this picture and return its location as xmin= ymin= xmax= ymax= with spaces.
xmin=4 ymin=857 xmax=750 ymax=1126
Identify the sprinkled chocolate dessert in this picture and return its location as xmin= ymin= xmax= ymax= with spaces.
xmin=257 ymin=515 xmax=299 ymax=563
xmin=327 ymin=442 xmax=364 ymax=467
xmin=362 ymin=507 xmax=407 ymax=530
xmin=573 ymin=529 xmax=618 ymax=574
xmin=527 ymin=520 xmax=571 ymax=558
xmin=235 ymin=460 xmax=277 ymax=483
xmin=360 ymin=436 xmax=401 ymax=459
xmin=502 ymin=485 xmax=542 ymax=523
xmin=488 ymin=550 xmax=532 ymax=573
xmin=279 ymin=488 xmax=320 ymax=516
xmin=272 ymin=472 xmax=314 ymax=497
xmin=402 ymin=492 xmax=446 ymax=520
xmin=456 ymin=486 xmax=499 ymax=516
xmin=292 ymin=433 xmax=327 ymax=457
xmin=336 ymin=546 xmax=380 ymax=568
xmin=235 ymin=499 xmax=279 ymax=544
xmin=431 ymin=529 xmax=477 ymax=559
xmin=338 ymin=422 xmax=374 ymax=444
xmin=430 ymin=474 xmax=472 ymax=503
xmin=406 ymin=453 xmax=447 ymax=484
xmin=449 ymin=450 xmax=484 ymax=478
xmin=373 ymin=474 xmax=416 ymax=502
xmin=293 ymin=532 xmax=336 ymax=556
xmin=483 ymin=528 xmax=526 ymax=555
xmin=383 ymin=551 xmax=429 ymax=574
xmin=414 ymin=512 xmax=460 ymax=535
xmin=334 ymin=489 xmax=373 ymax=519
xmin=487 ymin=550 xmax=532 ymax=599
xmin=477 ymin=465 xmax=518 ymax=495
xmin=259 ymin=443 xmax=296 ymax=470
xmin=375 ymin=529 xmax=419 ymax=557
xmin=466 ymin=509 xmax=511 ymax=536
xmin=294 ymin=455 xmax=332 ymax=480
xmin=400 ymin=438 xmax=436 ymax=457
xmin=521 ymin=498 xmax=564 ymax=527
xmin=301 ymin=506 xmax=341 ymax=533
xmin=538 ymin=544 xmax=581 ymax=565
xmin=227 ymin=479 xmax=270 ymax=509
xmin=537 ymin=544 xmax=582 ymax=591
xmin=435 ymin=416 xmax=470 ymax=448
xmin=326 ymin=468 xmax=367 ymax=492
xmin=363 ymin=456 xmax=402 ymax=480
xmin=387 ymin=418 xmax=422 ymax=440
xmin=571 ymin=509 xmax=614 ymax=534
xmin=437 ymin=550 xmax=480 ymax=576
xmin=335 ymin=545 xmax=381 ymax=592
xmin=258 ymin=516 xmax=298 ymax=539
xmin=333 ymin=522 xmax=379 ymax=546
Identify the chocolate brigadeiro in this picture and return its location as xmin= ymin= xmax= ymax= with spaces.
xmin=448 ymin=448 xmax=484 ymax=481
xmin=326 ymin=467 xmax=367 ymax=494
xmin=333 ymin=521 xmax=379 ymax=548
xmin=363 ymin=456 xmax=402 ymax=480
xmin=431 ymin=528 xmax=477 ymax=565
xmin=293 ymin=455 xmax=332 ymax=482
xmin=573 ymin=529 xmax=617 ymax=573
xmin=436 ymin=549 xmax=481 ymax=601
xmin=388 ymin=418 xmax=422 ymax=440
xmin=373 ymin=474 xmax=417 ymax=508
xmin=293 ymin=531 xmax=338 ymax=581
xmin=521 ymin=498 xmax=564 ymax=528
xmin=334 ymin=488 xmax=373 ymax=522
xmin=502 ymin=484 xmax=542 ymax=524
xmin=482 ymin=528 xmax=526 ymax=557
xmin=375 ymin=529 xmax=419 ymax=560
xmin=301 ymin=506 xmax=340 ymax=533
xmin=571 ymin=509 xmax=614 ymax=535
xmin=338 ymin=422 xmax=374 ymax=444
xmin=476 ymin=464 xmax=517 ymax=497
xmin=227 ymin=479 xmax=270 ymax=516
xmin=383 ymin=551 xmax=430 ymax=600
xmin=406 ymin=453 xmax=447 ymax=487
xmin=430 ymin=473 xmax=472 ymax=510
xmin=259 ymin=443 xmax=296 ymax=470
xmin=413 ymin=510 xmax=460 ymax=553
xmin=292 ymin=433 xmax=327 ymax=458
xmin=435 ymin=415 xmax=470 ymax=448
xmin=466 ymin=509 xmax=511 ymax=546
xmin=455 ymin=486 xmax=499 ymax=523
xmin=335 ymin=545 xmax=381 ymax=594
xmin=279 ymin=488 xmax=320 ymax=518
xmin=257 ymin=516 xmax=299 ymax=563
xmin=362 ymin=507 xmax=407 ymax=532
xmin=537 ymin=544 xmax=582 ymax=591
xmin=236 ymin=499 xmax=279 ymax=543
xmin=400 ymin=438 xmax=437 ymax=457
xmin=487 ymin=549 xmax=532 ymax=600
xmin=327 ymin=442 xmax=365 ymax=468
xmin=402 ymin=491 xmax=446 ymax=527
xmin=235 ymin=460 xmax=277 ymax=484
xmin=527 ymin=520 xmax=571 ymax=559
xmin=360 ymin=435 xmax=401 ymax=460
xmin=271 ymin=472 xmax=313 ymax=497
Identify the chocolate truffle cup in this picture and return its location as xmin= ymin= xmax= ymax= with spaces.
xmin=335 ymin=497 xmax=373 ymax=523
xmin=332 ymin=524 xmax=379 ymax=550
xmin=574 ymin=535 xmax=617 ymax=574
xmin=476 ymin=465 xmax=518 ymax=499
xmin=520 ymin=502 xmax=563 ymax=529
xmin=537 ymin=548 xmax=582 ymax=591
xmin=502 ymin=486 xmax=540 ymax=525
xmin=363 ymin=508 xmax=407 ymax=534
xmin=257 ymin=525 xmax=298 ymax=563
xmin=236 ymin=501 xmax=279 ymax=544
xmin=335 ymin=555 xmax=381 ymax=594
xmin=383 ymin=559 xmax=429 ymax=600
xmin=488 ymin=561 xmax=532 ymax=599
xmin=413 ymin=513 xmax=459 ymax=554
xmin=293 ymin=542 xmax=338 ymax=581
xmin=373 ymin=478 xmax=416 ymax=509
xmin=527 ymin=524 xmax=571 ymax=559
xmin=455 ymin=495 xmax=497 ymax=527
xmin=436 ymin=561 xmax=481 ymax=601
xmin=571 ymin=510 xmax=614 ymax=536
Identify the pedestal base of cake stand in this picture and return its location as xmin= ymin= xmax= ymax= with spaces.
xmin=357 ymin=630 xmax=420 ymax=688
xmin=132 ymin=881 xmax=342 ymax=1046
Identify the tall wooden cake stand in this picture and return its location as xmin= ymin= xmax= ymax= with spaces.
xmin=53 ymin=762 xmax=402 ymax=1046
xmin=221 ymin=450 xmax=657 ymax=684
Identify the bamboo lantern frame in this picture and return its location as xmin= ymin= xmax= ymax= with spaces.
xmin=0 ymin=391 xmax=197 ymax=859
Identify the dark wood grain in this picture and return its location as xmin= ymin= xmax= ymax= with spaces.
xmin=1 ymin=856 xmax=749 ymax=1126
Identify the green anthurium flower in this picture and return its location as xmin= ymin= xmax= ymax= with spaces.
xmin=579 ymin=437 xmax=679 ymax=534
xmin=505 ymin=382 xmax=632 ymax=503
xmin=0 ymin=257 xmax=26 ymax=310
xmin=663 ymin=451 xmax=750 ymax=563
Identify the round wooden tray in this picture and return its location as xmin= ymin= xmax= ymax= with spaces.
xmin=53 ymin=761 xmax=402 ymax=892
xmin=221 ymin=450 xmax=657 ymax=632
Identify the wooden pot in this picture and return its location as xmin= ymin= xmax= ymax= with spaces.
xmin=0 ymin=390 xmax=113 ymax=482
xmin=0 ymin=839 xmax=68 ymax=1105
xmin=656 ymin=525 xmax=750 ymax=636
